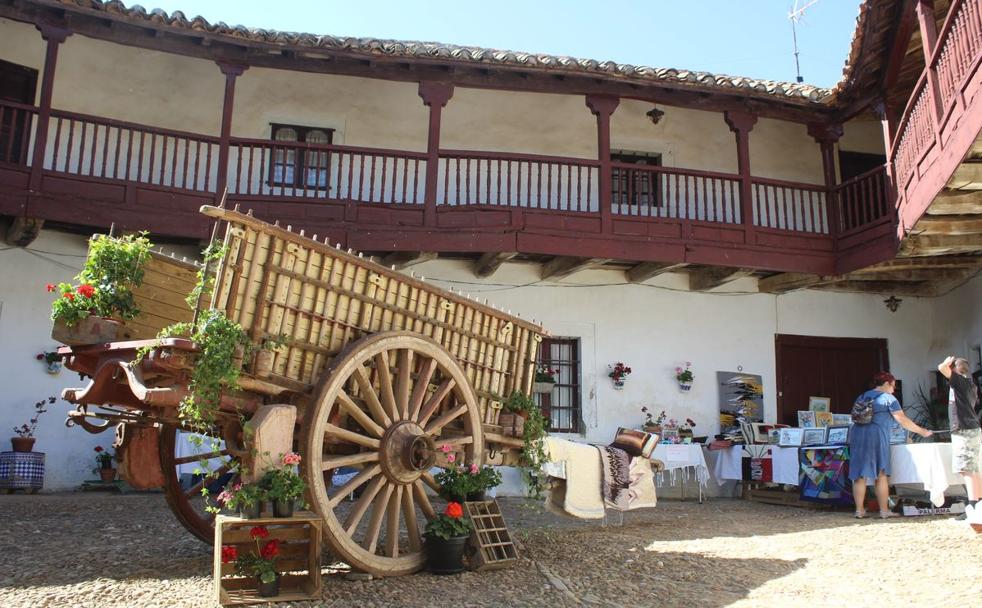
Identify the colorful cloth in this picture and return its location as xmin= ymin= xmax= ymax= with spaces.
xmin=799 ymin=446 xmax=852 ymax=505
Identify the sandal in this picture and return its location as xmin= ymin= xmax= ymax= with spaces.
xmin=879 ymin=511 xmax=899 ymax=519
xmin=853 ymin=511 xmax=867 ymax=519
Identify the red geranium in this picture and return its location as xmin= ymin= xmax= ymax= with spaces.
xmin=444 ymin=501 xmax=463 ymax=519
xmin=77 ymin=284 xmax=96 ymax=298
xmin=46 ymin=283 xmax=56 ymax=292
xmin=250 ymin=526 xmax=269 ymax=540
xmin=260 ymin=539 xmax=279 ymax=559
xmin=63 ymin=292 xmax=75 ymax=300
xmin=220 ymin=545 xmax=237 ymax=563
xmin=94 ymin=446 xmax=104 ymax=453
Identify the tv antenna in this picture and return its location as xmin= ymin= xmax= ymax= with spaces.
xmin=789 ymin=0 xmax=821 ymax=83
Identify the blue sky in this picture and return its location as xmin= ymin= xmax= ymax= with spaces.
xmin=142 ymin=0 xmax=863 ymax=88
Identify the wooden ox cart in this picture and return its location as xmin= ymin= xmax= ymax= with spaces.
xmin=58 ymin=205 xmax=545 ymax=576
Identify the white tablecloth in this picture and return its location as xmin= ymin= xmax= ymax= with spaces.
xmin=651 ymin=443 xmax=710 ymax=488
xmin=712 ymin=443 xmax=962 ymax=507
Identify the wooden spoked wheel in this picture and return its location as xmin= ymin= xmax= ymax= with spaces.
xmin=160 ymin=422 xmax=245 ymax=544
xmin=305 ymin=331 xmax=484 ymax=576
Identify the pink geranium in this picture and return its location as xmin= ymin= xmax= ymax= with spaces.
xmin=282 ymin=452 xmax=301 ymax=466
xmin=447 ymin=453 xmax=456 ymax=464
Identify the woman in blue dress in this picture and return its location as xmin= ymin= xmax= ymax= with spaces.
xmin=849 ymin=371 xmax=933 ymax=518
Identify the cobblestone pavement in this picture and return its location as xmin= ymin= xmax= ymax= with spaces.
xmin=0 ymin=492 xmax=978 ymax=607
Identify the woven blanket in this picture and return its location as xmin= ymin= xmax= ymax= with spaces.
xmin=598 ymin=445 xmax=632 ymax=510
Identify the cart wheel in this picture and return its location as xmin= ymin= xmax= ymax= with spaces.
xmin=160 ymin=422 xmax=245 ymax=544
xmin=304 ymin=331 xmax=484 ymax=576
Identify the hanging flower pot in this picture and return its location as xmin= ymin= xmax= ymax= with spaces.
xmin=678 ymin=381 xmax=692 ymax=392
xmin=613 ymin=379 xmax=625 ymax=390
xmin=608 ymin=362 xmax=631 ymax=391
xmin=532 ymin=381 xmax=555 ymax=394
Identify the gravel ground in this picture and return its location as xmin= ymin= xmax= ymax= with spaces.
xmin=0 ymin=492 xmax=978 ymax=607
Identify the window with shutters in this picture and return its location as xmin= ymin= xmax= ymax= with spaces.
xmin=269 ymin=123 xmax=335 ymax=188
xmin=534 ymin=337 xmax=582 ymax=433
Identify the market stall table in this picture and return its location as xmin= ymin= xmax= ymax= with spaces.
xmin=651 ymin=443 xmax=709 ymax=503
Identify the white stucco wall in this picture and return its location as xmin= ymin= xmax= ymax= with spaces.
xmin=934 ymin=274 xmax=982 ymax=369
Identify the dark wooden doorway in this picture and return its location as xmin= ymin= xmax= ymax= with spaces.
xmin=0 ymin=58 xmax=38 ymax=165
xmin=775 ymin=334 xmax=890 ymax=425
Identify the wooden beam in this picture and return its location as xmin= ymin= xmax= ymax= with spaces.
xmin=853 ymin=255 xmax=982 ymax=272
xmin=473 ymin=252 xmax=517 ymax=278
xmin=625 ymin=262 xmax=687 ymax=283
xmin=688 ymin=267 xmax=753 ymax=292
xmin=914 ymin=215 xmax=982 ymax=235
xmin=382 ymin=251 xmax=437 ymax=270
xmin=756 ymin=272 xmax=827 ymax=294
xmin=813 ymin=281 xmax=937 ymax=297
xmin=899 ymin=234 xmax=982 ymax=257
xmin=947 ymin=162 xmax=982 ymax=189
xmin=541 ymin=256 xmax=611 ymax=280
xmin=4 ymin=216 xmax=44 ymax=247
xmin=926 ymin=190 xmax=982 ymax=215
xmin=841 ymin=269 xmax=970 ymax=283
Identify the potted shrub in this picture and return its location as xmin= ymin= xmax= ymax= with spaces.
xmin=93 ymin=445 xmax=116 ymax=482
xmin=11 ymin=397 xmax=53 ymax=453
xmin=679 ymin=418 xmax=697 ymax=442
xmin=675 ymin=362 xmax=694 ymax=391
xmin=532 ymin=365 xmax=557 ymax=394
xmin=217 ymin=482 xmax=266 ymax=519
xmin=49 ymin=232 xmax=152 ymax=346
xmin=641 ymin=406 xmax=666 ymax=435
xmin=260 ymin=452 xmax=306 ymax=517
xmin=466 ymin=464 xmax=503 ymax=501
xmin=608 ymin=362 xmax=632 ymax=390
xmin=433 ymin=445 xmax=474 ymax=503
xmin=424 ymin=502 xmax=473 ymax=575
xmin=222 ymin=526 xmax=280 ymax=597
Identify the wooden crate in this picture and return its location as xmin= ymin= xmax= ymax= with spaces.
xmin=464 ymin=500 xmax=518 ymax=571
xmin=213 ymin=512 xmax=322 ymax=606
xmin=125 ymin=251 xmax=200 ymax=340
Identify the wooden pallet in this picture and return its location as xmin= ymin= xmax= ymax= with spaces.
xmin=213 ymin=512 xmax=322 ymax=606
xmin=464 ymin=500 xmax=518 ymax=571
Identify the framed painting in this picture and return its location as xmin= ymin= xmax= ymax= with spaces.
xmin=831 ymin=413 xmax=852 ymax=426
xmin=825 ymin=425 xmax=850 ymax=445
xmin=751 ymin=423 xmax=775 ymax=444
xmin=808 ymin=396 xmax=831 ymax=413
xmin=767 ymin=429 xmax=781 ymax=444
xmin=661 ymin=427 xmax=679 ymax=443
xmin=802 ymin=427 xmax=827 ymax=446
xmin=778 ymin=427 xmax=804 ymax=447
xmin=797 ymin=410 xmax=817 ymax=428
xmin=799 ymin=446 xmax=853 ymax=505
xmin=717 ymin=372 xmax=764 ymax=436
xmin=815 ymin=412 xmax=834 ymax=427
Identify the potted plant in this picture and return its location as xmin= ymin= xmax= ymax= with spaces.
xmin=433 ymin=445 xmax=474 ymax=503
xmin=608 ymin=362 xmax=632 ymax=390
xmin=260 ymin=452 xmax=306 ymax=517
xmin=532 ymin=365 xmax=557 ymax=394
xmin=254 ymin=334 xmax=288 ymax=378
xmin=424 ymin=502 xmax=473 ymax=575
xmin=217 ymin=482 xmax=267 ymax=519
xmin=467 ymin=464 xmax=503 ymax=501
xmin=93 ymin=445 xmax=116 ymax=482
xmin=641 ymin=406 xmax=666 ymax=434
xmin=675 ymin=362 xmax=694 ymax=391
xmin=11 ymin=397 xmax=54 ymax=452
xmin=222 ymin=526 xmax=280 ymax=597
xmin=35 ymin=351 xmax=62 ymax=374
xmin=679 ymin=418 xmax=697 ymax=441
xmin=49 ymin=232 xmax=152 ymax=346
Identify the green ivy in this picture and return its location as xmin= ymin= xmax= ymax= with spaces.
xmin=505 ymin=391 xmax=550 ymax=499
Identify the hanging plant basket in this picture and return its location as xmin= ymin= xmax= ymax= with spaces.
xmin=678 ymin=381 xmax=692 ymax=392
xmin=51 ymin=316 xmax=121 ymax=346
xmin=532 ymin=381 xmax=555 ymax=394
xmin=612 ymin=379 xmax=625 ymax=390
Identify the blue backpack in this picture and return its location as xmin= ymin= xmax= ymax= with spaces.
xmin=851 ymin=394 xmax=875 ymax=424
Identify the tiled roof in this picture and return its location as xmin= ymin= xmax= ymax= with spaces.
xmin=46 ymin=0 xmax=843 ymax=104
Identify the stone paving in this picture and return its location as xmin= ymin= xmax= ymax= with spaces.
xmin=0 ymin=492 xmax=978 ymax=607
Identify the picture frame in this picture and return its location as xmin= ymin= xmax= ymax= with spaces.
xmin=661 ymin=427 xmax=679 ymax=443
xmin=797 ymin=410 xmax=817 ymax=428
xmin=802 ymin=427 xmax=827 ymax=446
xmin=889 ymin=423 xmax=908 ymax=445
xmin=815 ymin=412 xmax=834 ymax=428
xmin=778 ymin=427 xmax=804 ymax=447
xmin=808 ymin=396 xmax=831 ymax=413
xmin=767 ymin=429 xmax=781 ymax=444
xmin=751 ymin=423 xmax=774 ymax=445
xmin=831 ymin=413 xmax=852 ymax=426
xmin=825 ymin=425 xmax=850 ymax=445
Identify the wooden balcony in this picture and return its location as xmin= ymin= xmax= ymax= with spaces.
xmin=0 ymin=99 xmax=895 ymax=276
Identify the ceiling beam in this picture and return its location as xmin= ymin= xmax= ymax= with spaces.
xmin=853 ymin=255 xmax=982 ymax=272
xmin=541 ymin=257 xmax=611 ymax=280
xmin=688 ymin=267 xmax=753 ymax=292
xmin=813 ymin=281 xmax=937 ymax=297
xmin=473 ymin=252 xmax=517 ymax=278
xmin=756 ymin=272 xmax=828 ymax=294
xmin=926 ymin=190 xmax=982 ymax=215
xmin=899 ymin=233 xmax=982 ymax=257
xmin=4 ymin=216 xmax=44 ymax=247
xmin=913 ymin=215 xmax=982 ymax=235
xmin=841 ymin=269 xmax=971 ymax=283
xmin=625 ymin=262 xmax=688 ymax=283
xmin=382 ymin=251 xmax=437 ymax=270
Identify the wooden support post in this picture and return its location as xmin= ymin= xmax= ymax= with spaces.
xmin=724 ymin=111 xmax=757 ymax=244
xmin=215 ymin=61 xmax=247 ymax=204
xmin=28 ymin=21 xmax=71 ymax=197
xmin=474 ymin=252 xmax=518 ymax=278
xmin=418 ymin=82 xmax=454 ymax=228
xmin=915 ymin=0 xmax=944 ymax=145
xmin=585 ymin=95 xmax=619 ymax=234
xmin=807 ymin=122 xmax=843 ymax=240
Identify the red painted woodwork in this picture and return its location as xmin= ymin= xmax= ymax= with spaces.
xmin=585 ymin=95 xmax=619 ymax=233
xmin=418 ymin=82 xmax=454 ymax=227
xmin=28 ymin=21 xmax=70 ymax=194
xmin=215 ymin=61 xmax=246 ymax=202
xmin=723 ymin=110 xmax=758 ymax=241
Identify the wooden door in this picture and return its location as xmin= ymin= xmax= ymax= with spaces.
xmin=775 ymin=334 xmax=889 ymax=425
xmin=0 ymin=59 xmax=38 ymax=165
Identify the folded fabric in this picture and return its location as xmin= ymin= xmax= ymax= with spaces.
xmin=542 ymin=436 xmax=606 ymax=519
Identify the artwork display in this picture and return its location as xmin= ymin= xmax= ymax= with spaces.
xmin=661 ymin=427 xmax=679 ymax=443
xmin=717 ymin=372 xmax=764 ymax=439
xmin=831 ymin=414 xmax=853 ymax=426
xmin=778 ymin=427 xmax=804 ymax=447
xmin=815 ymin=412 xmax=834 ymax=427
xmin=799 ymin=446 xmax=853 ymax=505
xmin=797 ymin=411 xmax=817 ymax=428
xmin=808 ymin=396 xmax=831 ymax=412
xmin=750 ymin=423 xmax=773 ymax=444
xmin=825 ymin=425 xmax=850 ymax=445
xmin=802 ymin=428 xmax=827 ymax=446
xmin=767 ymin=429 xmax=781 ymax=444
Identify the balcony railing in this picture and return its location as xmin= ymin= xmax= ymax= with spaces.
xmin=0 ymin=98 xmax=895 ymax=249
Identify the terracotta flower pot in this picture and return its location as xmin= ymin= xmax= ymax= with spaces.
xmin=425 ymin=535 xmax=469 ymax=574
xmin=99 ymin=467 xmax=117 ymax=482
xmin=11 ymin=437 xmax=35 ymax=453
xmin=51 ymin=316 xmax=121 ymax=346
